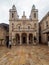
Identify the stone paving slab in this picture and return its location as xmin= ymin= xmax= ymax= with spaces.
xmin=0 ymin=45 xmax=49 ymax=65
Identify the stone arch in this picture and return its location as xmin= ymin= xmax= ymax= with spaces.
xmin=21 ymin=33 xmax=27 ymax=44
xmin=16 ymin=34 xmax=20 ymax=45
xmin=27 ymin=24 xmax=32 ymax=28
xmin=16 ymin=24 xmax=21 ymax=29
xmin=29 ymin=33 xmax=33 ymax=44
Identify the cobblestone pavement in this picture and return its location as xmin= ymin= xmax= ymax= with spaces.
xmin=0 ymin=45 xmax=49 ymax=65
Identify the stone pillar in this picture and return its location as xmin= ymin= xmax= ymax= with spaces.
xmin=33 ymin=35 xmax=36 ymax=45
xmin=9 ymin=32 xmax=12 ymax=44
xmin=36 ymin=32 xmax=39 ymax=44
xmin=20 ymin=34 xmax=22 ymax=45
xmin=33 ymin=35 xmax=34 ymax=44
xmin=27 ymin=34 xmax=29 ymax=45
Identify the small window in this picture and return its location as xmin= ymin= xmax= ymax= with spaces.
xmin=46 ymin=21 xmax=48 ymax=27
xmin=28 ymin=26 xmax=30 ymax=29
xmin=34 ymin=23 xmax=36 ymax=27
xmin=34 ymin=13 xmax=36 ymax=18
xmin=12 ymin=13 xmax=14 ymax=18
xmin=12 ymin=23 xmax=14 ymax=25
xmin=18 ymin=26 xmax=20 ymax=29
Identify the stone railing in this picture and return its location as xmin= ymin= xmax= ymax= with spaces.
xmin=13 ymin=28 xmax=36 ymax=32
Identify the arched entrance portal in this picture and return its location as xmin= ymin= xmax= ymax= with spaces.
xmin=16 ymin=34 xmax=20 ymax=45
xmin=22 ymin=33 xmax=27 ymax=44
xmin=29 ymin=34 xmax=33 ymax=44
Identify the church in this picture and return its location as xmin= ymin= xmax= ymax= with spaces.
xmin=9 ymin=4 xmax=39 ymax=45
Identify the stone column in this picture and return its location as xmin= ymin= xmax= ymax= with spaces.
xmin=20 ymin=34 xmax=22 ymax=45
xmin=33 ymin=35 xmax=36 ymax=45
xmin=9 ymin=32 xmax=12 ymax=45
xmin=27 ymin=34 xmax=29 ymax=45
xmin=33 ymin=35 xmax=35 ymax=45
xmin=33 ymin=35 xmax=34 ymax=44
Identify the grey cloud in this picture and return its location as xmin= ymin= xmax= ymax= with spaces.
xmin=0 ymin=0 xmax=49 ymax=23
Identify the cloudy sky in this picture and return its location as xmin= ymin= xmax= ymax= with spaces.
xmin=0 ymin=0 xmax=49 ymax=24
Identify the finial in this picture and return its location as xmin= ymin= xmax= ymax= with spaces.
xmin=23 ymin=11 xmax=25 ymax=16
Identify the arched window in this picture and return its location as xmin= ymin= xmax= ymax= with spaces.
xmin=16 ymin=24 xmax=21 ymax=29
xmin=18 ymin=26 xmax=20 ymax=29
xmin=12 ymin=13 xmax=14 ymax=18
xmin=46 ymin=21 xmax=48 ymax=27
xmin=34 ymin=13 xmax=36 ymax=18
xmin=12 ymin=23 xmax=14 ymax=25
xmin=34 ymin=23 xmax=36 ymax=28
xmin=12 ymin=23 xmax=14 ymax=31
xmin=28 ymin=26 xmax=30 ymax=29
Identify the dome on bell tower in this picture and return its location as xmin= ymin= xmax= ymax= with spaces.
xmin=9 ymin=5 xmax=19 ymax=20
xmin=12 ymin=5 xmax=16 ymax=10
xmin=29 ymin=4 xmax=38 ymax=20
xmin=32 ymin=4 xmax=35 ymax=10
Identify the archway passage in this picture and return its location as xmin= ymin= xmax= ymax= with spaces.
xmin=6 ymin=36 xmax=9 ymax=47
xmin=29 ymin=34 xmax=33 ymax=44
xmin=16 ymin=34 xmax=20 ymax=45
xmin=22 ymin=33 xmax=27 ymax=44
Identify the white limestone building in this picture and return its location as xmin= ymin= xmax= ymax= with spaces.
xmin=9 ymin=5 xmax=39 ymax=45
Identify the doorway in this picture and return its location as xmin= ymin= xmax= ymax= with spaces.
xmin=22 ymin=33 xmax=27 ymax=44
xmin=16 ymin=34 xmax=20 ymax=45
xmin=29 ymin=34 xmax=33 ymax=44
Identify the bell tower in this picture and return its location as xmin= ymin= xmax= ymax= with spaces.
xmin=30 ymin=4 xmax=39 ymax=44
xmin=9 ymin=5 xmax=19 ymax=21
xmin=9 ymin=5 xmax=19 ymax=42
xmin=30 ymin=4 xmax=38 ymax=20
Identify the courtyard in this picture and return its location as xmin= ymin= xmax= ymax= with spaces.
xmin=0 ymin=45 xmax=49 ymax=65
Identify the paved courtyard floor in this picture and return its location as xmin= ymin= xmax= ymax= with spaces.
xmin=0 ymin=45 xmax=49 ymax=65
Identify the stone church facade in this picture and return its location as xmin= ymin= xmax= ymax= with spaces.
xmin=9 ymin=5 xmax=39 ymax=45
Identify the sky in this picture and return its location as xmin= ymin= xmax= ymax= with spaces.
xmin=0 ymin=0 xmax=49 ymax=24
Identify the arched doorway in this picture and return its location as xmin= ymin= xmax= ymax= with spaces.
xmin=29 ymin=34 xmax=33 ymax=44
xmin=6 ymin=36 xmax=9 ymax=47
xmin=16 ymin=34 xmax=20 ymax=45
xmin=22 ymin=33 xmax=27 ymax=44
